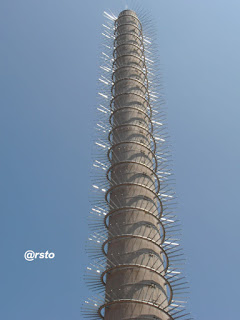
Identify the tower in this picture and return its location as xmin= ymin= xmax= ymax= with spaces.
xmin=84 ymin=8 xmax=192 ymax=320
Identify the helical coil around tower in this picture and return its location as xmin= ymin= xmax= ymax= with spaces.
xmin=100 ymin=10 xmax=173 ymax=320
xmin=83 ymin=8 xmax=192 ymax=320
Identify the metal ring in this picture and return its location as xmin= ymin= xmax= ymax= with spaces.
xmin=104 ymin=206 xmax=165 ymax=243
xmin=113 ymin=42 xmax=144 ymax=59
xmin=112 ymin=64 xmax=147 ymax=83
xmin=110 ymin=117 xmax=151 ymax=135
xmin=112 ymin=65 xmax=148 ymax=87
xmin=106 ymin=161 xmax=160 ymax=191
xmin=114 ymin=23 xmax=142 ymax=35
xmin=111 ymin=76 xmax=148 ymax=93
xmin=115 ymin=15 xmax=142 ymax=30
xmin=110 ymin=92 xmax=151 ymax=117
xmin=108 ymin=125 xmax=155 ymax=154
xmin=108 ymin=124 xmax=156 ymax=153
xmin=100 ymin=264 xmax=173 ymax=305
xmin=111 ymin=77 xmax=149 ymax=99
xmin=98 ymin=299 xmax=174 ymax=320
xmin=112 ymin=57 xmax=149 ymax=91
xmin=115 ymin=13 xmax=143 ymax=30
xmin=113 ymin=52 xmax=145 ymax=67
xmin=109 ymin=106 xmax=153 ymax=133
xmin=106 ymin=181 xmax=159 ymax=202
xmin=107 ymin=141 xmax=158 ymax=171
xmin=105 ymin=182 xmax=163 ymax=214
xmin=102 ymin=234 xmax=169 ymax=272
xmin=114 ymin=33 xmax=144 ymax=48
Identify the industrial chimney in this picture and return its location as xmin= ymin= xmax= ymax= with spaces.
xmin=83 ymin=8 xmax=192 ymax=320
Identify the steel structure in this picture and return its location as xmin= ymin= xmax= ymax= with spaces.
xmin=83 ymin=8 xmax=192 ymax=320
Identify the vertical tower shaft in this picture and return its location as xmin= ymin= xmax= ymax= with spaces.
xmin=104 ymin=10 xmax=170 ymax=320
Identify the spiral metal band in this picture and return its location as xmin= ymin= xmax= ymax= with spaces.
xmin=111 ymin=65 xmax=148 ymax=82
xmin=101 ymin=264 xmax=173 ymax=305
xmin=115 ymin=12 xmax=143 ymax=29
xmin=103 ymin=206 xmax=166 ymax=243
xmin=110 ymin=93 xmax=152 ymax=117
xmin=102 ymin=235 xmax=169 ymax=271
xmin=108 ymin=124 xmax=156 ymax=152
xmin=109 ymin=106 xmax=153 ymax=132
xmin=106 ymin=161 xmax=160 ymax=192
xmin=114 ymin=23 xmax=143 ymax=36
xmin=113 ymin=43 xmax=145 ymax=58
xmin=107 ymin=141 xmax=158 ymax=172
xmin=114 ymin=33 xmax=144 ymax=48
xmin=111 ymin=77 xmax=149 ymax=96
xmin=105 ymin=183 xmax=163 ymax=211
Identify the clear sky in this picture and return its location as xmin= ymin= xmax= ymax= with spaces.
xmin=1 ymin=1 xmax=240 ymax=319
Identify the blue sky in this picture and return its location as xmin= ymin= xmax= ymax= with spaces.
xmin=1 ymin=1 xmax=240 ymax=319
